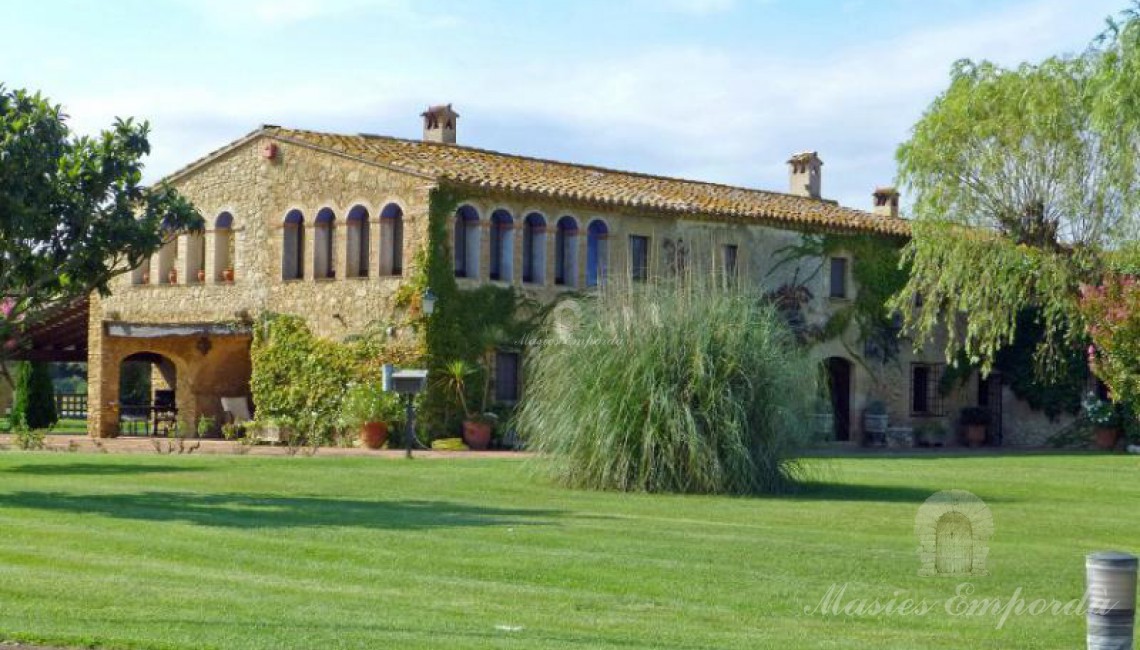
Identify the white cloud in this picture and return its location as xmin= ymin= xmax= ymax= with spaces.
xmin=69 ymin=0 xmax=1121 ymax=212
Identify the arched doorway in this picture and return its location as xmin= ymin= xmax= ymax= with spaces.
xmin=119 ymin=352 xmax=178 ymax=436
xmin=825 ymin=357 xmax=851 ymax=442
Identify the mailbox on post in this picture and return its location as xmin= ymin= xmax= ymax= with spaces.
xmin=391 ymin=369 xmax=428 ymax=395
xmin=384 ymin=366 xmax=428 ymax=458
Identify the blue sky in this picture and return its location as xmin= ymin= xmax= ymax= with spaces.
xmin=0 ymin=0 xmax=1124 ymax=211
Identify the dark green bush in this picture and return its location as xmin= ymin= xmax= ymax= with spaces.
xmin=12 ymin=361 xmax=57 ymax=430
xmin=517 ymin=278 xmax=819 ymax=495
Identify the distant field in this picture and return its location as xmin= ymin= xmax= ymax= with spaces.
xmin=0 ymin=453 xmax=1135 ymax=649
xmin=0 ymin=418 xmax=87 ymax=434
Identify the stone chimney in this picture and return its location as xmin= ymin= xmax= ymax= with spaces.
xmin=421 ymin=104 xmax=458 ymax=144
xmin=788 ymin=151 xmax=823 ymax=199
xmin=872 ymin=186 xmax=900 ymax=219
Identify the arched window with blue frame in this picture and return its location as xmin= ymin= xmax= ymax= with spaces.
xmin=380 ymin=203 xmax=404 ymax=275
xmin=454 ymin=205 xmax=480 ymax=278
xmin=586 ymin=220 xmax=608 ymax=287
xmin=522 ymin=213 xmax=546 ymax=284
xmin=314 ymin=208 xmax=336 ymax=279
xmin=490 ymin=209 xmax=514 ymax=282
xmin=282 ymin=210 xmax=305 ymax=280
xmin=346 ymin=205 xmax=369 ymax=278
xmin=555 ymin=216 xmax=579 ymax=287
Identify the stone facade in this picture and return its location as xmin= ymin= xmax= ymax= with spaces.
xmin=85 ymin=126 xmax=1063 ymax=445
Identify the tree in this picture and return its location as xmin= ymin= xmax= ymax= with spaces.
xmin=0 ymin=86 xmax=202 ymax=376
xmin=888 ymin=44 xmax=1140 ymax=376
xmin=11 ymin=361 xmax=57 ymax=430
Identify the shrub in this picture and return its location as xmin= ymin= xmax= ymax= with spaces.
xmin=517 ymin=278 xmax=819 ymax=495
xmin=12 ymin=361 xmax=57 ymax=430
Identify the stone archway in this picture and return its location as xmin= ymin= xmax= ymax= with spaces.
xmin=915 ymin=490 xmax=994 ymax=577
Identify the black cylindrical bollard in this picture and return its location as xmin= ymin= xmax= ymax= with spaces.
xmin=1087 ymin=551 xmax=1138 ymax=650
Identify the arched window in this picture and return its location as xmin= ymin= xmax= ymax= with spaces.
xmin=490 ymin=209 xmax=514 ymax=282
xmin=586 ymin=220 xmax=609 ymax=287
xmin=555 ymin=216 xmax=579 ymax=287
xmin=214 ymin=212 xmax=234 ymax=282
xmin=282 ymin=210 xmax=305 ymax=280
xmin=380 ymin=203 xmax=404 ymax=276
xmin=346 ymin=205 xmax=369 ymax=278
xmin=522 ymin=213 xmax=546 ymax=284
xmin=454 ymin=205 xmax=480 ymax=278
xmin=314 ymin=208 xmax=335 ymax=279
xmin=157 ymin=217 xmax=178 ymax=284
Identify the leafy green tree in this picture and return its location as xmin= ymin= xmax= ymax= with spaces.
xmin=11 ymin=361 xmax=57 ymax=430
xmin=0 ymin=86 xmax=202 ymax=378
xmin=888 ymin=47 xmax=1140 ymax=375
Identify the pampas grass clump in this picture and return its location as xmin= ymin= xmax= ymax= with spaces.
xmin=518 ymin=277 xmax=819 ymax=495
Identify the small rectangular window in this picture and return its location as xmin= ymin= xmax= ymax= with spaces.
xmin=723 ymin=244 xmax=738 ymax=278
xmin=630 ymin=235 xmax=649 ymax=282
xmin=494 ymin=351 xmax=521 ymax=403
xmin=911 ymin=363 xmax=944 ymax=416
xmin=829 ymin=257 xmax=848 ymax=299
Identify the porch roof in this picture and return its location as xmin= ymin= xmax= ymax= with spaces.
xmin=6 ymin=298 xmax=89 ymax=363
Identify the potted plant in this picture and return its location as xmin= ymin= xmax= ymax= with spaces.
xmin=141 ymin=271 xmax=150 ymax=284
xmin=441 ymin=360 xmax=494 ymax=450
xmin=197 ymin=269 xmax=207 ymax=283
xmin=960 ymin=407 xmax=989 ymax=447
xmin=1083 ymin=392 xmax=1121 ymax=450
xmin=344 ymin=381 xmax=400 ymax=449
xmin=196 ymin=415 xmax=216 ymax=439
xmin=221 ymin=422 xmax=241 ymax=440
xmin=862 ymin=400 xmax=888 ymax=447
xmin=224 ymin=267 xmax=235 ymax=282
xmin=168 ymin=268 xmax=178 ymax=284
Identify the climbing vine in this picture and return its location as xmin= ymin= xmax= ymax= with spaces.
xmin=413 ymin=186 xmax=543 ymax=437
xmin=770 ymin=233 xmax=909 ymax=361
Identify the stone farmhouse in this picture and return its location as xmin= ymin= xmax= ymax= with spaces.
xmin=20 ymin=105 xmax=1062 ymax=445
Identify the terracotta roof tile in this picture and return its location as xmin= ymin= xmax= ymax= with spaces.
xmin=266 ymin=127 xmax=910 ymax=237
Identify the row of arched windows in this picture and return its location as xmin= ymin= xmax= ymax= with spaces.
xmin=454 ymin=206 xmax=609 ymax=288
xmin=132 ymin=212 xmax=235 ymax=285
xmin=281 ymin=204 xmax=404 ymax=281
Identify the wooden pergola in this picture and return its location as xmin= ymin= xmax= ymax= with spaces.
xmin=5 ymin=298 xmax=89 ymax=363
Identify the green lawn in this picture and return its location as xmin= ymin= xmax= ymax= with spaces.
xmin=0 ymin=452 xmax=1135 ymax=649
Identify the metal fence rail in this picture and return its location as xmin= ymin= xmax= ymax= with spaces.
xmin=55 ymin=393 xmax=87 ymax=419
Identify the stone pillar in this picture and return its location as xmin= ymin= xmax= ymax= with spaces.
xmin=512 ymin=222 xmax=524 ymax=287
xmin=575 ymin=228 xmax=587 ymax=288
xmin=303 ymin=224 xmax=316 ymax=281
xmin=334 ymin=219 xmax=348 ymax=280
xmin=477 ymin=220 xmax=490 ymax=281
xmin=370 ymin=217 xmax=382 ymax=278
xmin=544 ymin=227 xmax=557 ymax=288
xmin=204 ymin=229 xmax=217 ymax=284
xmin=87 ymin=294 xmax=107 ymax=437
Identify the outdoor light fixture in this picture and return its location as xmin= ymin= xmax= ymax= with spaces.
xmin=421 ymin=289 xmax=437 ymax=316
xmin=384 ymin=364 xmax=429 ymax=458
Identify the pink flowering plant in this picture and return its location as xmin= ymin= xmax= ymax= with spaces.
xmin=1079 ymin=274 xmax=1140 ymax=412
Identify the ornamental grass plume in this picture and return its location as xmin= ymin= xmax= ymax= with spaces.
xmin=517 ymin=274 xmax=820 ymax=495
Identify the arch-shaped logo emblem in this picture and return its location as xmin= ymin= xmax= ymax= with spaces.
xmin=915 ymin=490 xmax=994 ymax=577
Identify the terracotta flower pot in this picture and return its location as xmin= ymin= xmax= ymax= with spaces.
xmin=141 ymin=272 xmax=149 ymax=284
xmin=223 ymin=268 xmax=234 ymax=282
xmin=965 ymin=424 xmax=986 ymax=447
xmin=462 ymin=420 xmax=492 ymax=450
xmin=360 ymin=422 xmax=389 ymax=450
xmin=168 ymin=269 xmax=178 ymax=284
xmin=1094 ymin=426 xmax=1120 ymax=451
xmin=197 ymin=269 xmax=206 ymax=283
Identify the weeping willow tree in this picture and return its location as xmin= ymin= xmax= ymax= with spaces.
xmin=888 ymin=15 xmax=1140 ymax=377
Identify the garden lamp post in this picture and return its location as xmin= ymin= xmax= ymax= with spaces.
xmin=389 ymin=368 xmax=429 ymax=459
xmin=422 ymin=289 xmax=436 ymax=316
